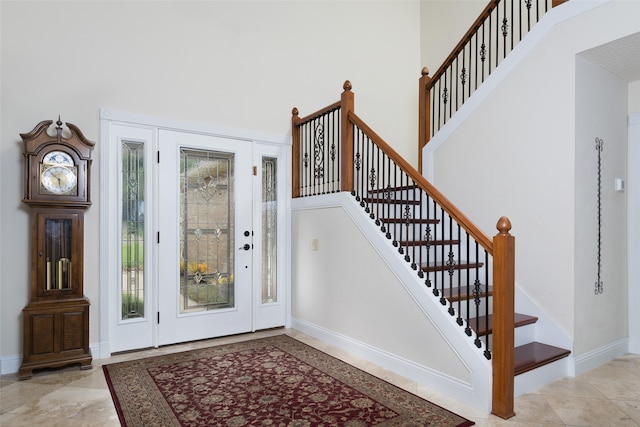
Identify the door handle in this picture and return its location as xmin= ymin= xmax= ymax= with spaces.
xmin=239 ymin=244 xmax=251 ymax=251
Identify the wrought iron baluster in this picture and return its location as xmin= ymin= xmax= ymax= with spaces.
xmin=484 ymin=249 xmax=491 ymax=359
xmin=464 ymin=235 xmax=473 ymax=336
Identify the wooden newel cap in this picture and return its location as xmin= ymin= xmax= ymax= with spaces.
xmin=496 ymin=216 xmax=512 ymax=235
xmin=291 ymin=107 xmax=299 ymax=117
xmin=343 ymin=80 xmax=352 ymax=91
xmin=422 ymin=67 xmax=430 ymax=76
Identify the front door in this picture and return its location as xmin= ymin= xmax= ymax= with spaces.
xmin=105 ymin=116 xmax=287 ymax=354
xmin=157 ymin=130 xmax=253 ymax=345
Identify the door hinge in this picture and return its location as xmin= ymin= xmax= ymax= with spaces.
xmin=157 ymin=151 xmax=160 ymax=163
xmin=253 ymin=166 xmax=257 ymax=176
xmin=157 ymin=231 xmax=160 ymax=243
xmin=157 ymin=312 xmax=160 ymax=324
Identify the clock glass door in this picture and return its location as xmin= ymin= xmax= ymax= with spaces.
xmin=157 ymin=130 xmax=253 ymax=345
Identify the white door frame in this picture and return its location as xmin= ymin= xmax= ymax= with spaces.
xmin=629 ymin=113 xmax=639 ymax=354
xmin=98 ymin=108 xmax=291 ymax=357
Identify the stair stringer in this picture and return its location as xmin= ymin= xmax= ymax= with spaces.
xmin=291 ymin=192 xmax=493 ymax=414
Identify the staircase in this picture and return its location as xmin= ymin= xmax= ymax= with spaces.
xmin=364 ymin=185 xmax=571 ymax=379
xmin=291 ymin=0 xmax=573 ymax=417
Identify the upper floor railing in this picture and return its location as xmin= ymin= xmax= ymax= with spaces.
xmin=418 ymin=0 xmax=568 ymax=169
xmin=292 ymin=81 xmax=516 ymax=418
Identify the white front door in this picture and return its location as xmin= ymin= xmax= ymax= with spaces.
xmin=104 ymin=114 xmax=287 ymax=354
xmin=157 ymin=130 xmax=253 ymax=345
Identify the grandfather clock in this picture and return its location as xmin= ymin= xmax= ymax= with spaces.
xmin=19 ymin=118 xmax=94 ymax=379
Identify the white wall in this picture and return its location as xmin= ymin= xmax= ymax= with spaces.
xmin=574 ymin=56 xmax=628 ymax=355
xmin=630 ymin=81 xmax=640 ymax=112
xmin=0 ymin=0 xmax=420 ymax=368
xmin=429 ymin=0 xmax=640 ymax=357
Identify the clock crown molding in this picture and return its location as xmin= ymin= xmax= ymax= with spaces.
xmin=21 ymin=118 xmax=95 ymax=159
xmin=21 ymin=117 xmax=95 ymax=208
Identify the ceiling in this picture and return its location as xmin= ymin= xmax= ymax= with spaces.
xmin=579 ymin=31 xmax=640 ymax=82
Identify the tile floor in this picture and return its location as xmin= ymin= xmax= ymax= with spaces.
xmin=1 ymin=329 xmax=638 ymax=426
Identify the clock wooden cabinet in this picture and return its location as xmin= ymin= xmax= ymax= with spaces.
xmin=19 ymin=119 xmax=94 ymax=380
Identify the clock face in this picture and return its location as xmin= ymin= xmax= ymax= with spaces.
xmin=43 ymin=150 xmax=74 ymax=166
xmin=40 ymin=150 xmax=78 ymax=195
xmin=41 ymin=165 xmax=78 ymax=195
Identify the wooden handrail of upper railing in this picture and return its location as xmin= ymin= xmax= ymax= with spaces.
xmin=348 ymin=110 xmax=493 ymax=253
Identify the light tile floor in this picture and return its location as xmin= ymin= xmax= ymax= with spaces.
xmin=1 ymin=329 xmax=638 ymax=426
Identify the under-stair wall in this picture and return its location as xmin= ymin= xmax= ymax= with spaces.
xmin=291 ymin=192 xmax=493 ymax=413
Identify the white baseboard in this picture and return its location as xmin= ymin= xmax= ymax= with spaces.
xmin=291 ymin=317 xmax=490 ymax=414
xmin=0 ymin=354 xmax=22 ymax=376
xmin=573 ymin=338 xmax=629 ymax=376
xmin=1 ymin=342 xmax=107 ymax=376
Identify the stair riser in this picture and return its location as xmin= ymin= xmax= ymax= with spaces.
xmin=450 ymin=297 xmax=492 ymax=319
xmin=479 ymin=323 xmax=536 ymax=347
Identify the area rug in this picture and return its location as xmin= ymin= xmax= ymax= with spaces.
xmin=103 ymin=334 xmax=474 ymax=426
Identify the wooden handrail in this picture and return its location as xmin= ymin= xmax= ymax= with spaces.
xmin=291 ymin=108 xmax=301 ymax=198
xmin=296 ymin=100 xmax=341 ymax=126
xmin=429 ymin=0 xmax=500 ymax=85
xmin=348 ymin=111 xmax=493 ymax=253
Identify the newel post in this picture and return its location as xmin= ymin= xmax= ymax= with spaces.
xmin=340 ymin=80 xmax=354 ymax=193
xmin=418 ymin=67 xmax=431 ymax=174
xmin=491 ymin=216 xmax=516 ymax=419
xmin=291 ymin=108 xmax=301 ymax=198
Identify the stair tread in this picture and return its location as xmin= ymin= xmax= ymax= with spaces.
xmin=400 ymin=239 xmax=459 ymax=246
xmin=468 ymin=313 xmax=538 ymax=336
xmin=362 ymin=197 xmax=421 ymax=205
xmin=440 ymin=284 xmax=492 ymax=301
xmin=514 ymin=342 xmax=571 ymax=375
xmin=368 ymin=185 xmax=419 ymax=194
xmin=421 ymin=261 xmax=484 ymax=272
xmin=380 ymin=218 xmax=439 ymax=224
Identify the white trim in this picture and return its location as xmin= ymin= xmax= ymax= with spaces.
xmin=291 ymin=317 xmax=485 ymax=409
xmin=628 ymin=113 xmax=640 ymax=354
xmin=291 ymin=192 xmax=492 ymax=414
xmin=422 ymin=0 xmax=609 ymax=181
xmin=514 ymin=356 xmax=571 ymax=397
xmin=0 ymin=354 xmax=21 ymax=375
xmin=573 ymin=338 xmax=629 ymax=376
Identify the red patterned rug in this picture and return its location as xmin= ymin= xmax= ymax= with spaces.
xmin=103 ymin=334 xmax=474 ymax=426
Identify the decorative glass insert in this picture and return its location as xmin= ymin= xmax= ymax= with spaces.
xmin=262 ymin=157 xmax=277 ymax=303
xmin=180 ymin=148 xmax=235 ymax=313
xmin=121 ymin=141 xmax=145 ymax=319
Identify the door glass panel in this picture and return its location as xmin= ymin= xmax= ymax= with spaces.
xmin=262 ymin=156 xmax=277 ymax=303
xmin=121 ymin=141 xmax=145 ymax=320
xmin=180 ymin=148 xmax=235 ymax=313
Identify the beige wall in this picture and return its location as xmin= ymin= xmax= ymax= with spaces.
xmin=420 ymin=0 xmax=487 ymax=74
xmin=0 ymin=0 xmax=420 ymax=365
